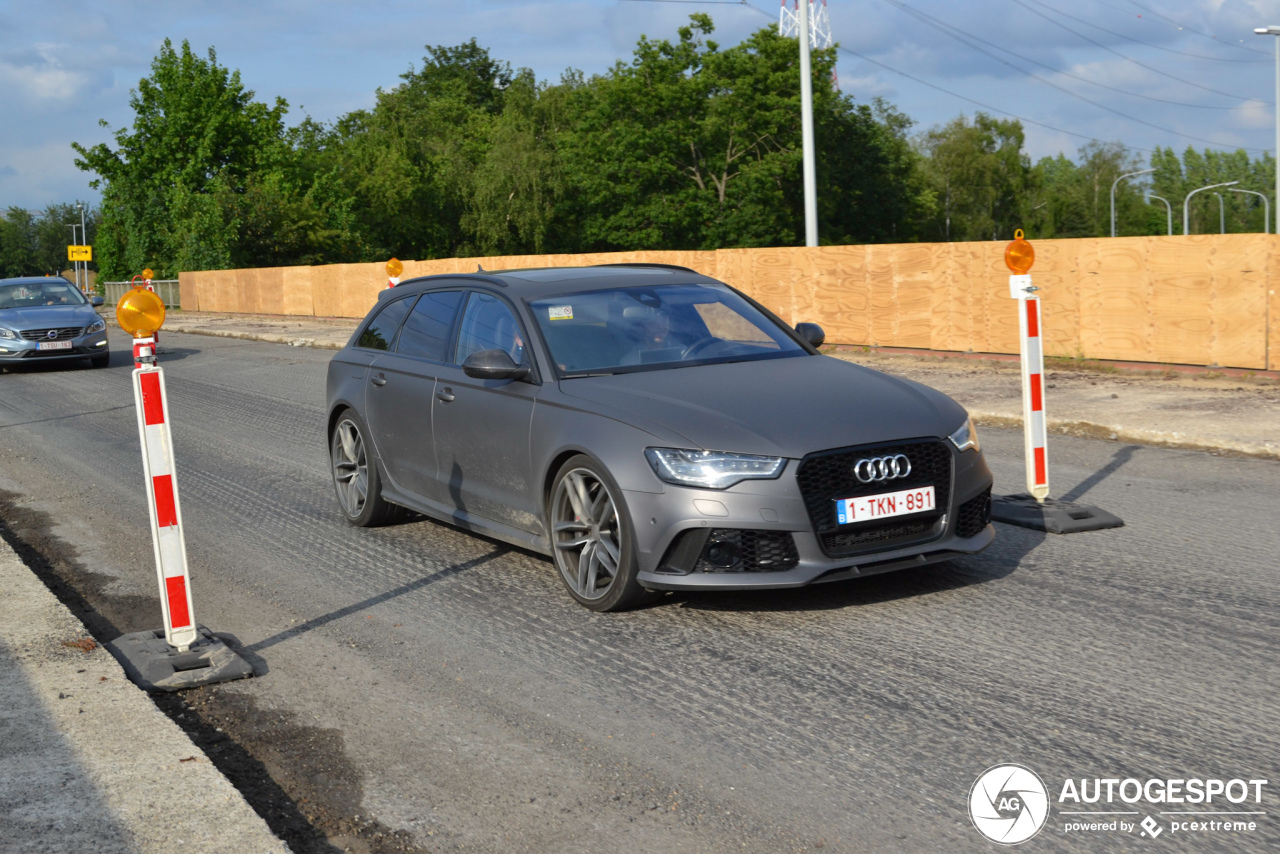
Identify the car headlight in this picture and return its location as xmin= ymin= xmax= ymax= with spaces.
xmin=86 ymin=318 xmax=106 ymax=334
xmin=0 ymin=327 xmax=15 ymax=340
xmin=948 ymin=416 xmax=980 ymax=452
xmin=645 ymin=448 xmax=786 ymax=490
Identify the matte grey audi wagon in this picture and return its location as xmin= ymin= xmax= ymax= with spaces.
xmin=326 ymin=264 xmax=994 ymax=610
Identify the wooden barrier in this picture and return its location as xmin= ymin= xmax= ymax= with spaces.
xmin=179 ymin=235 xmax=1280 ymax=370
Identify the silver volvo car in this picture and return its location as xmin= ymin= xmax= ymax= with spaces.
xmin=0 ymin=277 xmax=109 ymax=368
xmin=326 ymin=265 xmax=994 ymax=611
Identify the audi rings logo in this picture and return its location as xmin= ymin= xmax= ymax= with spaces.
xmin=852 ymin=454 xmax=912 ymax=483
xmin=969 ymin=764 xmax=1050 ymax=845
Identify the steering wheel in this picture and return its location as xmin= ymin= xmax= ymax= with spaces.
xmin=680 ymin=337 xmax=722 ymax=359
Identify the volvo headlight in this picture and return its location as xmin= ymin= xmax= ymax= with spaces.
xmin=86 ymin=318 xmax=106 ymax=334
xmin=948 ymin=416 xmax=980 ymax=452
xmin=0 ymin=327 xmax=15 ymax=340
xmin=645 ymin=448 xmax=786 ymax=490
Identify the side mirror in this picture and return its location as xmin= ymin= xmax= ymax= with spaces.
xmin=462 ymin=348 xmax=532 ymax=381
xmin=91 ymin=296 xmax=105 ymax=307
xmin=795 ymin=322 xmax=825 ymax=349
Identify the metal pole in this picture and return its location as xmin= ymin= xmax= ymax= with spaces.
xmin=1183 ymin=181 xmax=1239 ymax=234
xmin=66 ymin=223 xmax=79 ymax=289
xmin=798 ymin=0 xmax=818 ymax=247
xmin=1256 ymin=28 xmax=1280 ymax=232
xmin=79 ymin=203 xmax=87 ymax=293
xmin=1214 ymin=193 xmax=1225 ymax=233
xmin=1227 ymin=188 xmax=1270 ymax=233
xmin=1148 ymin=194 xmax=1173 ymax=236
xmin=1110 ymin=168 xmax=1154 ymax=237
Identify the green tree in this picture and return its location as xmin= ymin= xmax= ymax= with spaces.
xmin=918 ymin=113 xmax=1031 ymax=241
xmin=73 ymin=39 xmax=294 ymax=277
xmin=0 ymin=208 xmax=39 ymax=277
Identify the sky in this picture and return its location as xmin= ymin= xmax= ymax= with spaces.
xmin=2 ymin=0 xmax=1279 ymax=211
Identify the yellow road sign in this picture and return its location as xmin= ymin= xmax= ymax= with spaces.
xmin=68 ymin=245 xmax=92 ymax=261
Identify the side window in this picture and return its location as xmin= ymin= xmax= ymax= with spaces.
xmin=397 ymin=290 xmax=463 ymax=361
xmin=454 ymin=292 xmax=526 ymax=365
xmin=356 ymin=297 xmax=413 ymax=351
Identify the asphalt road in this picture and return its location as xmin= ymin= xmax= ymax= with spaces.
xmin=1 ymin=329 xmax=1277 ymax=854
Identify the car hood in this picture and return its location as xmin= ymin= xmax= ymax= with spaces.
xmin=0 ymin=305 xmax=99 ymax=329
xmin=558 ymin=354 xmax=968 ymax=457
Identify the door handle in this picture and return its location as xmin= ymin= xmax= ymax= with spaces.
xmin=371 ymin=373 xmax=387 ymax=387
xmin=436 ymin=387 xmax=455 ymax=403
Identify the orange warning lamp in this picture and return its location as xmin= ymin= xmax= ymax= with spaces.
xmin=1004 ymin=230 xmax=1035 ymax=274
xmin=142 ymin=268 xmax=155 ymax=281
xmin=116 ymin=288 xmax=166 ymax=338
xmin=386 ymin=258 xmax=404 ymax=278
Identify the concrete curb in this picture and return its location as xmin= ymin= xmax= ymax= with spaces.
xmin=969 ymin=411 xmax=1280 ymax=462
xmin=0 ymin=536 xmax=290 ymax=854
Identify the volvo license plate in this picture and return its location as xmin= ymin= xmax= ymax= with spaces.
xmin=37 ymin=340 xmax=72 ymax=351
xmin=835 ymin=485 xmax=935 ymax=525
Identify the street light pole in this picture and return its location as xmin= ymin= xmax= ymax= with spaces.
xmin=78 ymin=203 xmax=87 ymax=293
xmin=65 ymin=223 xmax=80 ymax=289
xmin=798 ymin=0 xmax=818 ymax=247
xmin=1184 ymin=181 xmax=1239 ymax=234
xmin=1148 ymin=194 xmax=1173 ymax=236
xmin=1111 ymin=168 xmax=1155 ymax=237
xmin=1255 ymin=26 xmax=1280 ymax=234
xmin=1228 ymin=188 xmax=1270 ymax=233
xmin=1213 ymin=193 xmax=1226 ymax=234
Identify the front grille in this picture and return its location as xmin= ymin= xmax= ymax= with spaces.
xmin=20 ymin=326 xmax=83 ymax=341
xmin=955 ymin=488 xmax=992 ymax=538
xmin=796 ymin=439 xmax=953 ymax=558
xmin=694 ymin=529 xmax=799 ymax=573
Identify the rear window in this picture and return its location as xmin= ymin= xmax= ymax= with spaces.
xmin=356 ymin=297 xmax=413 ymax=351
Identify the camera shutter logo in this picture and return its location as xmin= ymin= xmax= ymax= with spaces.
xmin=853 ymin=454 xmax=911 ymax=484
xmin=969 ymin=764 xmax=1050 ymax=845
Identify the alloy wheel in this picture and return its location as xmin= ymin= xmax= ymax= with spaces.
xmin=551 ymin=468 xmax=622 ymax=601
xmin=332 ymin=419 xmax=368 ymax=518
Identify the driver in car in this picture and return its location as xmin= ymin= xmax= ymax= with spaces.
xmin=620 ymin=306 xmax=681 ymax=365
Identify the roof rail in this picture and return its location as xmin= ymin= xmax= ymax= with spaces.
xmin=592 ymin=263 xmax=697 ymax=274
xmin=398 ymin=272 xmax=508 ymax=288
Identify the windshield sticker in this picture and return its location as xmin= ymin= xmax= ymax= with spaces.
xmin=548 ymin=305 xmax=573 ymax=321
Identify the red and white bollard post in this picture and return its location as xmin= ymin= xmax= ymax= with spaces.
xmin=991 ymin=231 xmax=1123 ymax=534
xmin=131 ymin=336 xmax=197 ymax=650
xmin=105 ymin=286 xmax=254 ymax=690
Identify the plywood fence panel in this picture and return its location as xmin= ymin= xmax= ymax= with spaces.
xmin=257 ymin=267 xmax=285 ymax=316
xmin=865 ymin=244 xmax=895 ymax=346
xmin=1145 ymin=236 xmax=1214 ymax=365
xmin=969 ymin=241 xmax=1018 ymax=354
xmin=887 ymin=243 xmax=933 ymax=349
xmin=179 ymin=272 xmax=201 ymax=312
xmin=813 ymin=244 xmax=870 ymax=346
xmin=178 ymin=235 xmax=1273 ymax=368
xmin=1270 ymin=237 xmax=1280 ymax=371
xmin=1080 ymin=238 xmax=1147 ymax=361
xmin=747 ymin=247 xmax=800 ymax=324
xmin=235 ymin=268 xmax=260 ymax=314
xmin=309 ymin=264 xmax=345 ymax=318
xmin=1033 ymin=238 xmax=1082 ymax=359
xmin=281 ymin=267 xmax=313 ymax=316
xmin=1208 ymin=235 xmax=1267 ymax=369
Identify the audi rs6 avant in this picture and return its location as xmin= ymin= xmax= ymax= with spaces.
xmin=326 ymin=265 xmax=994 ymax=611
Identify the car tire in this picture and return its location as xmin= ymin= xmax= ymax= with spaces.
xmin=330 ymin=408 xmax=404 ymax=527
xmin=548 ymin=454 xmax=653 ymax=612
xmin=89 ymin=354 xmax=109 ymax=368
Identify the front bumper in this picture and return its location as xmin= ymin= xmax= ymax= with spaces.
xmin=628 ymin=440 xmax=994 ymax=591
xmin=0 ymin=331 xmax=109 ymax=362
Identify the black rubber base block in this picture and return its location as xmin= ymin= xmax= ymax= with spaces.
xmin=992 ymin=493 xmax=1125 ymax=534
xmin=107 ymin=624 xmax=254 ymax=692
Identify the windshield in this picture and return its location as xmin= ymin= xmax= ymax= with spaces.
xmin=529 ymin=283 xmax=807 ymax=376
xmin=0 ymin=281 xmax=88 ymax=309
